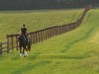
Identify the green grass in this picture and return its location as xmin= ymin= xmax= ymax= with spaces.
xmin=0 ymin=9 xmax=82 ymax=42
xmin=1 ymin=9 xmax=99 ymax=74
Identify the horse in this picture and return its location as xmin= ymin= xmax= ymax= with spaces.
xmin=18 ymin=35 xmax=31 ymax=57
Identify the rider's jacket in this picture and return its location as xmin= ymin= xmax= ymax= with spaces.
xmin=21 ymin=28 xmax=27 ymax=35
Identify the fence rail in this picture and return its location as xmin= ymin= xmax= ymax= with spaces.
xmin=0 ymin=6 xmax=91 ymax=55
xmin=0 ymin=42 xmax=8 ymax=55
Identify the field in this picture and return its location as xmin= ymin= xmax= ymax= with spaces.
xmin=0 ymin=9 xmax=82 ymax=42
xmin=0 ymin=9 xmax=99 ymax=74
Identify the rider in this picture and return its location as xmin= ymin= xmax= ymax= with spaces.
xmin=21 ymin=24 xmax=28 ymax=43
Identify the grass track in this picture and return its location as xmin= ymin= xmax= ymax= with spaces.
xmin=0 ymin=9 xmax=99 ymax=74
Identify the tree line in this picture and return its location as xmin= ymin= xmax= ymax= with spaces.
xmin=0 ymin=0 xmax=98 ymax=10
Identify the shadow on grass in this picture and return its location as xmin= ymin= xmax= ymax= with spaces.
xmin=37 ymin=54 xmax=89 ymax=60
xmin=12 ymin=61 xmax=51 ymax=74
xmin=10 ymin=52 xmax=40 ymax=61
xmin=61 ymin=24 xmax=99 ymax=53
xmin=28 ymin=53 xmax=40 ymax=60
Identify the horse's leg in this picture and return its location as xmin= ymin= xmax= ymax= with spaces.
xmin=20 ymin=46 xmax=22 ymax=57
xmin=24 ymin=46 xmax=28 ymax=57
xmin=23 ymin=47 xmax=25 ymax=55
xmin=28 ymin=43 xmax=31 ymax=52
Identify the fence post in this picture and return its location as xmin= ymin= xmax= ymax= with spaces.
xmin=37 ymin=31 xmax=40 ymax=43
xmin=35 ymin=32 xmax=38 ymax=44
xmin=0 ymin=43 xmax=2 ymax=55
xmin=39 ymin=31 xmax=43 ymax=42
xmin=43 ymin=29 xmax=46 ymax=40
xmin=30 ymin=33 xmax=33 ymax=44
xmin=7 ymin=35 xmax=9 ymax=53
xmin=32 ymin=32 xmax=35 ymax=44
xmin=16 ymin=35 xmax=18 ymax=51
xmin=11 ymin=34 xmax=14 ymax=51
xmin=45 ymin=29 xmax=48 ymax=40
xmin=41 ymin=30 xmax=43 ymax=42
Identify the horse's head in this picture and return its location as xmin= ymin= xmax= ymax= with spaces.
xmin=18 ymin=35 xmax=26 ymax=45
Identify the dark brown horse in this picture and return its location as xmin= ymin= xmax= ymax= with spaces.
xmin=18 ymin=35 xmax=31 ymax=57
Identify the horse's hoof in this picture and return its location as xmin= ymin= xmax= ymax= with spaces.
xmin=24 ymin=54 xmax=27 ymax=57
xmin=24 ymin=55 xmax=26 ymax=57
xmin=20 ymin=53 xmax=23 ymax=57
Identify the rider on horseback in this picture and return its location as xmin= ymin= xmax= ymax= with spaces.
xmin=20 ymin=24 xmax=29 ymax=43
xmin=18 ymin=24 xmax=30 ymax=57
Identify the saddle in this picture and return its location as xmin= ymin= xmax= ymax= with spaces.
xmin=19 ymin=35 xmax=29 ymax=44
xmin=23 ymin=35 xmax=29 ymax=44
